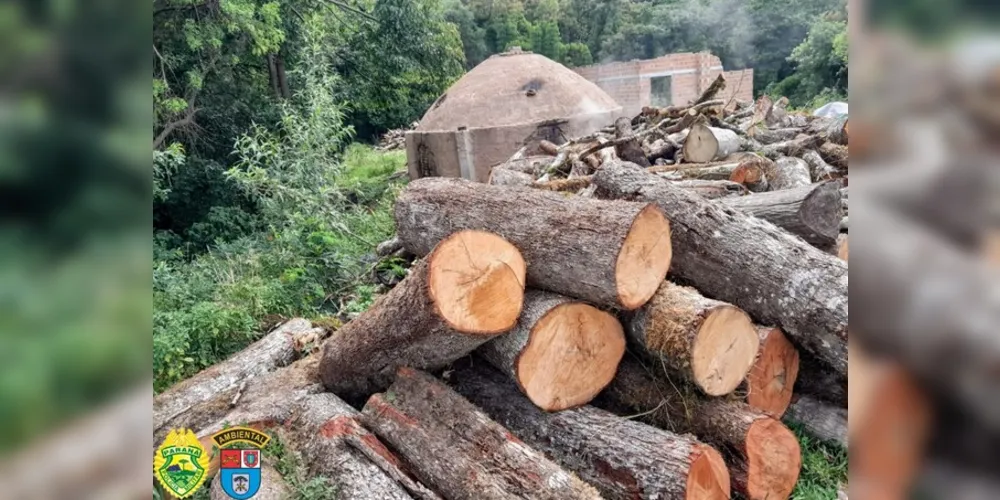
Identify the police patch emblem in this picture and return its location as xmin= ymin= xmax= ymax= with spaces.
xmin=211 ymin=426 xmax=271 ymax=499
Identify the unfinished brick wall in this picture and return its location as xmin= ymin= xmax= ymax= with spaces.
xmin=575 ymin=52 xmax=754 ymax=117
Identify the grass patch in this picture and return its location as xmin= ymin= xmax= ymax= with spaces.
xmin=789 ymin=424 xmax=848 ymax=499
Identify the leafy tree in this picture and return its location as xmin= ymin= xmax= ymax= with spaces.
xmin=766 ymin=9 xmax=848 ymax=107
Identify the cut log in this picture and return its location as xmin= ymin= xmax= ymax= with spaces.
xmin=615 ymin=117 xmax=651 ymax=167
xmin=286 ymin=392 xmax=438 ymax=500
xmin=766 ymin=157 xmax=811 ymax=191
xmin=593 ymin=161 xmax=848 ymax=379
xmin=672 ymin=179 xmax=747 ymax=199
xmin=362 ymin=368 xmax=602 ymax=500
xmin=745 ymin=326 xmax=799 ymax=418
xmin=719 ymin=181 xmax=843 ymax=248
xmin=694 ymin=74 xmax=726 ymax=105
xmin=683 ymin=122 xmax=742 ymax=163
xmin=488 ymin=167 xmax=534 ymax=187
xmin=800 ymin=149 xmax=837 ymax=181
xmin=452 ymin=363 xmax=731 ymax=500
xmin=479 ymin=290 xmax=625 ymax=411
xmin=852 ymin=202 xmax=1000 ymax=428
xmin=837 ymin=234 xmax=848 ymax=261
xmin=539 ymin=140 xmax=560 ymax=156
xmin=818 ymin=142 xmax=849 ymax=170
xmin=626 ymin=281 xmax=758 ymax=396
xmin=784 ymin=395 xmax=847 ymax=449
xmin=319 ymin=230 xmax=526 ymax=399
xmin=493 ymin=155 xmax=553 ymax=176
xmin=154 ymin=319 xmax=324 ymax=440
xmin=758 ymin=135 xmax=821 ymax=160
xmin=210 ymin=463 xmax=292 ymax=500
xmin=395 ymin=177 xmax=672 ymax=310
xmin=645 ymin=138 xmax=678 ymax=164
xmin=727 ymin=153 xmax=773 ymax=192
xmin=795 ymin=350 xmax=847 ymax=408
xmin=599 ymin=358 xmax=802 ymax=500
xmin=751 ymin=127 xmax=803 ymax=145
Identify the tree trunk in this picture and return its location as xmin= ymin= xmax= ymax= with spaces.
xmin=837 ymin=234 xmax=848 ymax=261
xmin=655 ymin=160 xmax=744 ymax=180
xmin=361 ymin=368 xmax=602 ymax=500
xmin=267 ymin=55 xmax=281 ymax=98
xmin=818 ymin=142 xmax=848 ymax=170
xmin=727 ymin=153 xmax=773 ymax=192
xmin=751 ymin=127 xmax=803 ymax=145
xmin=154 ymin=319 xmax=324 ymax=439
xmin=286 ymin=392 xmax=438 ymax=500
xmin=784 ymin=395 xmax=847 ymax=449
xmin=800 ymin=149 xmax=836 ymax=181
xmin=852 ymin=202 xmax=1000 ymax=429
xmin=766 ymin=157 xmax=811 ymax=191
xmin=395 ymin=177 xmax=673 ymax=310
xmin=795 ymin=350 xmax=847 ymax=408
xmin=719 ymin=181 xmax=843 ymax=249
xmin=318 ymin=230 xmax=526 ymax=400
xmin=493 ymin=156 xmax=552 ymax=176
xmin=758 ymin=135 xmax=821 ymax=160
xmin=593 ymin=161 xmax=848 ymax=379
xmin=488 ymin=167 xmax=533 ymax=187
xmin=694 ymin=74 xmax=727 ymax=105
xmin=683 ymin=123 xmax=742 ymax=163
xmin=645 ymin=138 xmax=678 ymax=164
xmin=452 ymin=363 xmax=731 ymax=500
xmin=598 ymin=358 xmax=802 ymax=500
xmin=626 ymin=281 xmax=759 ymax=396
xmin=672 ymin=179 xmax=747 ymax=198
xmin=275 ymin=54 xmax=290 ymax=99
xmin=478 ymin=290 xmax=625 ymax=411
xmin=745 ymin=326 xmax=800 ymax=418
xmin=615 ymin=117 xmax=650 ymax=167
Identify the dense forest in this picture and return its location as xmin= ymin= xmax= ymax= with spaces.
xmin=153 ymin=0 xmax=847 ymax=391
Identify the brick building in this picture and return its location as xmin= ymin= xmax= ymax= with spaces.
xmin=574 ymin=52 xmax=753 ymax=117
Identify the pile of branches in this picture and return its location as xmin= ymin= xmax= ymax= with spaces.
xmin=376 ymin=121 xmax=417 ymax=151
xmin=155 ymin=79 xmax=852 ymax=497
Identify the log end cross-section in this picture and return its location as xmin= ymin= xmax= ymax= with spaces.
xmin=615 ymin=204 xmax=673 ymax=309
xmin=743 ymin=417 xmax=802 ymax=500
xmin=686 ymin=443 xmax=731 ymax=500
xmin=516 ymin=301 xmax=625 ymax=411
xmin=429 ymin=230 xmax=526 ymax=333
xmin=746 ymin=326 xmax=800 ymax=418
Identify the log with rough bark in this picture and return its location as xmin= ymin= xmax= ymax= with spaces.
xmin=727 ymin=153 xmax=773 ymax=192
xmin=154 ymin=319 xmax=325 ymax=440
xmin=478 ymin=290 xmax=625 ymax=411
xmin=719 ymin=181 xmax=843 ymax=249
xmin=784 ymin=395 xmax=847 ymax=449
xmin=645 ymin=138 xmax=678 ymax=164
xmin=694 ymin=74 xmax=727 ymax=105
xmin=362 ymin=368 xmax=602 ymax=500
xmin=751 ymin=127 xmax=803 ymax=145
xmin=818 ymin=142 xmax=848 ymax=170
xmin=649 ymin=160 xmax=743 ymax=180
xmin=286 ymin=392 xmax=439 ymax=500
xmin=395 ymin=177 xmax=673 ymax=310
xmin=683 ymin=122 xmax=742 ymax=163
xmin=852 ymin=202 xmax=1000 ymax=429
xmin=598 ymin=358 xmax=802 ymax=500
xmin=593 ymin=161 xmax=848 ymax=379
xmin=319 ymin=230 xmax=526 ymax=399
xmin=452 ymin=363 xmax=731 ymax=500
xmin=837 ymin=234 xmax=848 ymax=261
xmin=626 ymin=281 xmax=758 ymax=396
xmin=758 ymin=135 xmax=821 ymax=160
xmin=745 ymin=326 xmax=800 ymax=418
xmin=766 ymin=157 xmax=812 ymax=191
xmin=615 ymin=117 xmax=651 ymax=167
xmin=800 ymin=149 xmax=837 ymax=181
xmin=672 ymin=179 xmax=747 ymax=198
xmin=794 ymin=350 xmax=847 ymax=408
xmin=807 ymin=115 xmax=848 ymax=145
xmin=488 ymin=167 xmax=534 ymax=187
xmin=493 ymin=155 xmax=553 ymax=176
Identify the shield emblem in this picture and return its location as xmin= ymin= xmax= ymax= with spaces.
xmin=219 ymin=449 xmax=262 ymax=499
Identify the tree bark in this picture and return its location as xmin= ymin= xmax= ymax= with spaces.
xmin=758 ymin=135 xmax=821 ymax=160
xmin=452 ymin=363 xmax=731 ymax=500
xmin=598 ymin=358 xmax=802 ymax=500
xmin=488 ymin=167 xmax=534 ymax=187
xmin=275 ymin=54 xmax=290 ymax=99
xmin=720 ymin=181 xmax=843 ymax=249
xmin=362 ymin=368 xmax=602 ymax=500
xmin=615 ymin=117 xmax=651 ymax=167
xmin=745 ymin=326 xmax=800 ymax=418
xmin=626 ymin=281 xmax=759 ymax=396
xmin=852 ymin=202 xmax=1000 ymax=429
xmin=766 ymin=157 xmax=812 ymax=190
xmin=800 ymin=149 xmax=837 ymax=181
xmin=694 ymin=74 xmax=727 ymax=105
xmin=683 ymin=123 xmax=742 ymax=163
xmin=319 ymin=230 xmax=526 ymax=400
xmin=154 ymin=319 xmax=324 ymax=439
xmin=784 ymin=395 xmax=847 ymax=449
xmin=727 ymin=153 xmax=773 ymax=192
xmin=395 ymin=177 xmax=673 ymax=310
xmin=750 ymin=127 xmax=803 ymax=145
xmin=593 ymin=161 xmax=848 ymax=379
xmin=795 ymin=349 xmax=848 ymax=408
xmin=672 ymin=179 xmax=747 ymax=198
xmin=645 ymin=138 xmax=678 ymax=164
xmin=287 ymin=392 xmax=438 ymax=500
xmin=818 ymin=142 xmax=848 ymax=170
xmin=478 ymin=290 xmax=625 ymax=411
xmin=492 ymin=155 xmax=552 ymax=176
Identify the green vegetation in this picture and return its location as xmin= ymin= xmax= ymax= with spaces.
xmin=789 ymin=424 xmax=849 ymax=499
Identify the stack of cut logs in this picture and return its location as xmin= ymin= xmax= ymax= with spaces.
xmin=154 ymin=76 xmax=849 ymax=500
xmin=377 ymin=122 xmax=418 ymax=151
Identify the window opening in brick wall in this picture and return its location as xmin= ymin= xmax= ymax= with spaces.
xmin=650 ymin=76 xmax=672 ymax=107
